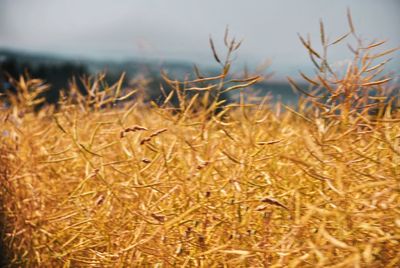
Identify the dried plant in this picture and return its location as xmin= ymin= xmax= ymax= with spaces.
xmin=0 ymin=12 xmax=399 ymax=267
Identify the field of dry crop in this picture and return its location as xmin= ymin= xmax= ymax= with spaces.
xmin=1 ymin=16 xmax=399 ymax=267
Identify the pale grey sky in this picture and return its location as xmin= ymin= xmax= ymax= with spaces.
xmin=0 ymin=0 xmax=399 ymax=76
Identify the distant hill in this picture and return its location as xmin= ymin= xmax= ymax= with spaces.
xmin=0 ymin=49 xmax=300 ymax=105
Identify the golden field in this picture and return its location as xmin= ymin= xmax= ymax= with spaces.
xmin=1 ymin=20 xmax=399 ymax=267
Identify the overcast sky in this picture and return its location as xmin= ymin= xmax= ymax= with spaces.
xmin=0 ymin=0 xmax=399 ymax=77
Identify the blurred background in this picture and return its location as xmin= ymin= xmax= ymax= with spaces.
xmin=1 ymin=0 xmax=399 ymax=104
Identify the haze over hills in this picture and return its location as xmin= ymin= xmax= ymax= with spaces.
xmin=1 ymin=0 xmax=398 ymax=106
xmin=1 ymin=0 xmax=399 ymax=72
xmin=0 ymin=48 xmax=300 ymax=104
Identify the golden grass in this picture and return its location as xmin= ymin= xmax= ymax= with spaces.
xmin=1 ymin=17 xmax=399 ymax=267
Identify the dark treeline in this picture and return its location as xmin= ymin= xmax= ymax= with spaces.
xmin=0 ymin=50 xmax=308 ymax=111
xmin=0 ymin=52 xmax=238 ymax=109
xmin=0 ymin=56 xmax=88 ymax=104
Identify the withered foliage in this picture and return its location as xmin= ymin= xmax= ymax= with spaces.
xmin=0 ymin=15 xmax=399 ymax=267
